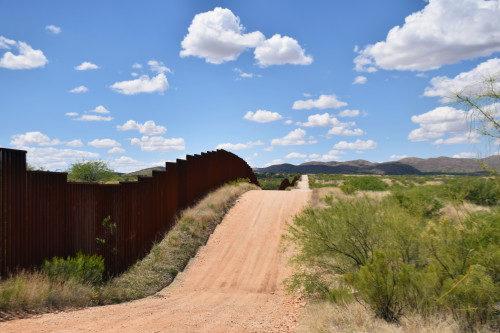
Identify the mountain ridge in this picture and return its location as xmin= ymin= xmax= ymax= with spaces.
xmin=254 ymin=155 xmax=500 ymax=175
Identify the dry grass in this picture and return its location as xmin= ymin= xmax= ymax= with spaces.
xmin=100 ymin=181 xmax=258 ymax=303
xmin=441 ymin=202 xmax=490 ymax=219
xmin=0 ymin=272 xmax=96 ymax=320
xmin=423 ymin=180 xmax=444 ymax=186
xmin=298 ymin=302 xmax=462 ymax=333
xmin=311 ymin=187 xmax=390 ymax=208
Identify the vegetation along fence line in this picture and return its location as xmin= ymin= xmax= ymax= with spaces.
xmin=0 ymin=148 xmax=258 ymax=277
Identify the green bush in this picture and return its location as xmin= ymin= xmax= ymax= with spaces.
xmin=464 ymin=178 xmax=499 ymax=206
xmin=287 ymin=196 xmax=499 ymax=329
xmin=340 ymin=176 xmax=388 ymax=193
xmin=42 ymin=252 xmax=105 ymax=285
xmin=445 ymin=177 xmax=499 ymax=206
xmin=347 ymin=251 xmax=421 ymax=322
xmin=390 ymin=186 xmax=443 ymax=218
xmin=68 ymin=161 xmax=117 ymax=183
xmin=339 ymin=182 xmax=356 ymax=194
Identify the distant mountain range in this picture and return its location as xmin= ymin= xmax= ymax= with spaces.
xmin=254 ymin=155 xmax=500 ymax=175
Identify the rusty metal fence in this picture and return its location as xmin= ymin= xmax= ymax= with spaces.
xmin=0 ymin=148 xmax=257 ymax=277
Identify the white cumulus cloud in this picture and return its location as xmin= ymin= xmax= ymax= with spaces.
xmin=65 ymin=139 xmax=83 ymax=147
xmin=0 ymin=36 xmax=48 ymax=70
xmin=131 ymin=136 xmax=185 ymax=152
xmin=292 ymin=94 xmax=347 ymax=110
xmin=109 ymin=156 xmax=150 ymax=173
xmin=333 ymin=139 xmax=377 ymax=150
xmin=69 ymin=85 xmax=89 ymax=94
xmin=117 ymin=120 xmax=166 ymax=136
xmin=45 ymin=25 xmax=61 ymax=34
xmin=77 ymin=114 xmax=113 ymax=122
xmin=424 ymin=58 xmax=500 ymax=102
xmin=147 ymin=60 xmax=171 ymax=74
xmin=285 ymin=152 xmax=307 ymax=159
xmin=307 ymin=150 xmax=343 ymax=162
xmin=108 ymin=147 xmax=125 ymax=154
xmin=389 ymin=154 xmax=408 ymax=160
xmin=434 ymin=132 xmax=480 ymax=145
xmin=328 ymin=126 xmax=364 ymax=136
xmin=299 ymin=113 xmax=339 ymax=127
xmin=353 ymin=75 xmax=367 ymax=85
xmin=338 ymin=109 xmax=361 ymax=117
xmin=254 ymin=34 xmax=313 ymax=67
xmin=216 ymin=140 xmax=264 ymax=151
xmin=90 ymin=105 xmax=110 ymax=114
xmin=88 ymin=138 xmax=121 ymax=149
xmin=110 ymin=73 xmax=168 ymax=95
xmin=452 ymin=152 xmax=477 ymax=158
xmin=11 ymin=131 xmax=60 ymax=147
xmin=298 ymin=113 xmax=364 ymax=136
xmin=243 ymin=110 xmax=282 ymax=123
xmin=271 ymin=128 xmax=316 ymax=146
xmin=354 ymin=0 xmax=500 ymax=72
xmin=180 ymin=7 xmax=264 ymax=64
xmin=24 ymin=147 xmax=98 ymax=171
xmin=234 ymin=68 xmax=259 ymax=79
xmin=408 ymin=106 xmax=472 ymax=143
xmin=75 ymin=61 xmax=99 ymax=71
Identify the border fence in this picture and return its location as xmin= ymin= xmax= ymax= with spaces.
xmin=0 ymin=148 xmax=258 ymax=277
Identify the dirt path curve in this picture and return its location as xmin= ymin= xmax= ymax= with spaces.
xmin=1 ymin=181 xmax=311 ymax=333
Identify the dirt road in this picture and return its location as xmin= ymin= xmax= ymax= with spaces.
xmin=1 ymin=178 xmax=311 ymax=333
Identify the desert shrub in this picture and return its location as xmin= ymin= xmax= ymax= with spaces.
xmin=423 ymin=210 xmax=500 ymax=329
xmin=287 ymin=197 xmax=499 ymax=329
xmin=444 ymin=177 xmax=499 ymax=206
xmin=339 ymin=182 xmax=356 ymax=194
xmin=464 ymin=178 xmax=499 ymax=206
xmin=42 ymin=252 xmax=105 ymax=285
xmin=68 ymin=161 xmax=117 ymax=183
xmin=347 ymin=252 xmax=422 ymax=322
xmin=390 ymin=186 xmax=443 ymax=218
xmin=438 ymin=265 xmax=497 ymax=330
xmin=340 ymin=176 xmax=388 ymax=193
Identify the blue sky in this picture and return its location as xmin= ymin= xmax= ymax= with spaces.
xmin=1 ymin=0 xmax=499 ymax=171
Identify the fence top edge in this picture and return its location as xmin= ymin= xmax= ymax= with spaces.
xmin=28 ymin=170 xmax=67 ymax=175
xmin=0 ymin=147 xmax=27 ymax=154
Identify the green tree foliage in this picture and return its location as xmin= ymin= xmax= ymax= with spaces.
xmin=67 ymin=161 xmax=117 ymax=183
